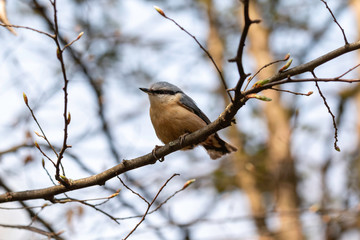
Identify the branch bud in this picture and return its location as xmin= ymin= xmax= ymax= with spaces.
xmin=252 ymin=78 xmax=270 ymax=88
xmin=279 ymin=58 xmax=293 ymax=72
xmin=76 ymin=32 xmax=84 ymax=40
xmin=23 ymin=92 xmax=28 ymax=105
xmin=283 ymin=53 xmax=290 ymax=61
xmin=154 ymin=6 xmax=166 ymax=17
xmin=34 ymin=131 xmax=44 ymax=138
xmin=109 ymin=189 xmax=121 ymax=198
xmin=182 ymin=179 xmax=196 ymax=189
xmin=247 ymin=94 xmax=272 ymax=101
xmin=59 ymin=175 xmax=72 ymax=185
xmin=67 ymin=112 xmax=71 ymax=125
xmin=56 ymin=48 xmax=61 ymax=60
xmin=34 ymin=141 xmax=40 ymax=149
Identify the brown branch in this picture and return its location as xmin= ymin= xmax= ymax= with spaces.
xmin=154 ymin=6 xmax=233 ymax=102
xmin=123 ymin=174 xmax=179 ymax=240
xmin=337 ymin=63 xmax=360 ymax=78
xmin=0 ymin=87 xmax=245 ymax=203
xmin=266 ymin=40 xmax=360 ymax=84
xmin=1 ymin=30 xmax=360 ymax=205
xmin=32 ymin=0 xmax=122 ymax=166
xmin=51 ymin=196 xmax=120 ymax=224
xmin=233 ymin=0 xmax=260 ymax=92
xmin=118 ymin=177 xmax=149 ymax=204
xmin=320 ymin=0 xmax=348 ymax=45
xmin=0 ymin=223 xmax=63 ymax=239
xmin=0 ymin=143 xmax=29 ymax=156
xmin=270 ymin=87 xmax=313 ymax=96
xmin=0 ymin=23 xmax=54 ymax=38
xmin=27 ymin=4 xmax=172 ymax=235
xmin=23 ymin=94 xmax=58 ymax=159
xmin=49 ymin=0 xmax=71 ymax=184
xmin=314 ymin=79 xmax=340 ymax=151
xmin=117 ymin=179 xmax=195 ymax=220
xmin=0 ymin=177 xmax=64 ymax=240
xmin=244 ymin=53 xmax=290 ymax=90
xmin=251 ymin=77 xmax=360 ymax=92
xmin=13 ymin=1 xmax=74 ymax=184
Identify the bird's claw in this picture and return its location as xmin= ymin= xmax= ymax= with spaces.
xmin=179 ymin=133 xmax=189 ymax=147
xmin=152 ymin=145 xmax=164 ymax=162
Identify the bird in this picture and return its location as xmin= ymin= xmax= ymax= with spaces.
xmin=140 ymin=81 xmax=237 ymax=160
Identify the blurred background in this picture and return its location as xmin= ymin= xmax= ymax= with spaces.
xmin=0 ymin=0 xmax=360 ymax=239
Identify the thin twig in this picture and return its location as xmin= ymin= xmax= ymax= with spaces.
xmin=62 ymin=32 xmax=84 ymax=51
xmin=0 ymin=177 xmax=64 ymax=240
xmin=234 ymin=0 xmax=260 ymax=93
xmin=336 ymin=63 xmax=360 ymax=79
xmin=118 ymin=176 xmax=149 ymax=204
xmin=0 ymin=223 xmax=63 ymax=239
xmin=23 ymin=96 xmax=58 ymax=158
xmin=244 ymin=54 xmax=290 ymax=90
xmin=320 ymin=0 xmax=348 ymax=45
xmin=42 ymin=159 xmax=58 ymax=185
xmin=2 ymin=38 xmax=360 ymax=203
xmin=155 ymin=7 xmax=233 ymax=102
xmin=312 ymin=71 xmax=340 ymax=151
xmin=36 ymin=145 xmax=56 ymax=167
xmin=270 ymin=87 xmax=313 ymax=96
xmin=123 ymin=174 xmax=179 ymax=240
xmin=43 ymin=191 xmax=120 ymax=224
xmin=50 ymin=0 xmax=71 ymax=183
xmin=117 ymin=179 xmax=195 ymax=220
xmin=0 ymin=23 xmax=54 ymax=38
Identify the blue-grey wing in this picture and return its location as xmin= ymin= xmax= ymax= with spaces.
xmin=179 ymin=94 xmax=211 ymax=124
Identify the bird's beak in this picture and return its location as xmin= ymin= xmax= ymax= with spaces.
xmin=139 ymin=87 xmax=151 ymax=93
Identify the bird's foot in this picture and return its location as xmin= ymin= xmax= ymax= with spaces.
xmin=152 ymin=145 xmax=165 ymax=162
xmin=179 ymin=133 xmax=194 ymax=149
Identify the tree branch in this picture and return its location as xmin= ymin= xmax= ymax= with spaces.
xmin=2 ymin=38 xmax=360 ymax=203
xmin=267 ymin=40 xmax=360 ymax=83
xmin=0 ymin=95 xmax=246 ymax=203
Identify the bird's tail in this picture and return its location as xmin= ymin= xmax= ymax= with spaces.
xmin=202 ymin=134 xmax=237 ymax=160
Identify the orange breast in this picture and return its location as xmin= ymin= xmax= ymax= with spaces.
xmin=150 ymin=100 xmax=206 ymax=144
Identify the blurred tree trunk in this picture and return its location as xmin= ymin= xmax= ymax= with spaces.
xmin=349 ymin=0 xmax=360 ymax=209
xmin=245 ymin=1 xmax=303 ymax=239
xmin=350 ymin=0 xmax=360 ymax=136
xmin=203 ymin=0 xmax=273 ymax=239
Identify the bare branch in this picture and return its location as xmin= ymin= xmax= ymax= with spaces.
xmin=62 ymin=31 xmax=84 ymax=51
xmin=233 ymin=0 xmax=260 ymax=92
xmin=153 ymin=6 xmax=233 ymax=102
xmin=313 ymin=76 xmax=340 ymax=152
xmin=118 ymin=177 xmax=149 ymax=205
xmin=23 ymin=93 xmax=58 ymax=159
xmin=244 ymin=53 xmax=291 ymax=90
xmin=0 ymin=177 xmax=64 ymax=240
xmin=123 ymin=174 xmax=179 ymax=240
xmin=1 ymin=33 xmax=360 ymax=203
xmin=320 ymin=0 xmax=348 ymax=45
xmin=270 ymin=88 xmax=313 ymax=96
xmin=0 ymin=223 xmax=63 ymax=239
xmin=0 ymin=23 xmax=54 ymax=38
xmin=263 ymin=40 xmax=360 ymax=84
xmin=48 ymin=0 xmax=71 ymax=184
xmin=117 ymin=179 xmax=196 ymax=220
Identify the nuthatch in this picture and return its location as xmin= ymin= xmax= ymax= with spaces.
xmin=140 ymin=81 xmax=237 ymax=160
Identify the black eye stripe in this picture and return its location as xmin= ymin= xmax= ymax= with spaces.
xmin=152 ymin=90 xmax=181 ymax=95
